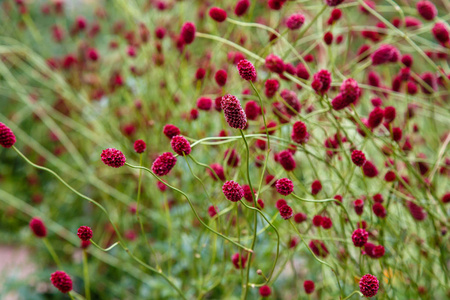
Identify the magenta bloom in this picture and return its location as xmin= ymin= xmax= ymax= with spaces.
xmin=170 ymin=135 xmax=191 ymax=156
xmin=101 ymin=148 xmax=126 ymax=168
xmin=77 ymin=226 xmax=93 ymax=241
xmin=231 ymin=253 xmax=247 ymax=269
xmin=50 ymin=271 xmax=73 ymax=293
xmin=286 ymin=13 xmax=305 ymax=30
xmin=133 ymin=139 xmax=146 ymax=153
xmin=209 ymin=7 xmax=227 ymax=22
xmin=221 ymin=94 xmax=247 ymax=129
xmin=416 ymin=1 xmax=437 ymax=21
xmin=207 ymin=163 xmax=226 ymax=181
xmin=351 ymin=150 xmax=366 ymax=167
xmin=303 ymin=280 xmax=315 ymax=294
xmin=180 ymin=22 xmax=196 ymax=44
xmin=235 ymin=0 xmax=250 ymax=16
xmin=163 ymin=124 xmax=181 ymax=139
xmin=151 ymin=152 xmax=177 ymax=176
xmin=278 ymin=150 xmax=296 ymax=171
xmin=279 ymin=204 xmax=293 ymax=219
xmin=326 ymin=0 xmax=345 ymax=6
xmin=312 ymin=70 xmax=332 ymax=94
xmin=352 ymin=228 xmax=369 ymax=247
xmin=30 ymin=218 xmax=47 ymax=238
xmin=197 ymin=97 xmax=213 ymax=111
xmin=359 ymin=274 xmax=379 ymax=297
xmin=371 ymin=44 xmax=400 ymax=65
xmin=222 ymin=180 xmax=244 ymax=202
xmin=214 ymin=69 xmax=227 ymax=87
xmin=362 ymin=160 xmax=379 ymax=178
xmin=265 ymin=54 xmax=285 ymax=74
xmin=245 ymin=101 xmax=260 ymax=120
xmin=259 ymin=285 xmax=272 ymax=297
xmin=0 ymin=122 xmax=16 ymax=148
xmin=276 ymin=178 xmax=294 ymax=196
xmin=291 ymin=121 xmax=308 ymax=144
xmin=340 ymin=78 xmax=361 ymax=105
xmin=432 ymin=22 xmax=449 ymax=45
xmin=237 ymin=59 xmax=257 ymax=81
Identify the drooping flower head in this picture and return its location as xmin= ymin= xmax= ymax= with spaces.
xmin=77 ymin=226 xmax=93 ymax=241
xmin=50 ymin=271 xmax=73 ymax=293
xmin=151 ymin=152 xmax=177 ymax=176
xmin=237 ymin=59 xmax=257 ymax=81
xmin=30 ymin=218 xmax=47 ymax=238
xmin=0 ymin=122 xmax=16 ymax=148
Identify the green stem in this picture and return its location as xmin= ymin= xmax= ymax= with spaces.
xmin=82 ymin=250 xmax=91 ymax=300
xmin=42 ymin=237 xmax=62 ymax=269
xmin=342 ymin=290 xmax=363 ymax=300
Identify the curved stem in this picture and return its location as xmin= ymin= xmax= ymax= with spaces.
xmin=125 ymin=163 xmax=253 ymax=253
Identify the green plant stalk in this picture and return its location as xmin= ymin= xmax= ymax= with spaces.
xmin=82 ymin=249 xmax=91 ymax=300
xmin=42 ymin=237 xmax=62 ymax=269
xmin=289 ymin=219 xmax=343 ymax=297
xmin=125 ymin=163 xmax=253 ymax=253
xmin=12 ymin=146 xmax=185 ymax=299
xmin=342 ymin=290 xmax=363 ymax=300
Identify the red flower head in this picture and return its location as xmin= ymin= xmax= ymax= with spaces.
xmin=235 ymin=0 xmax=250 ymax=17
xmin=384 ymin=171 xmax=396 ymax=182
xmin=323 ymin=31 xmax=333 ymax=45
xmin=326 ymin=0 xmax=345 ymax=6
xmin=383 ymin=106 xmax=396 ymax=123
xmin=296 ymin=63 xmax=310 ymax=80
xmin=351 ymin=150 xmax=366 ymax=167
xmin=420 ymin=72 xmax=437 ymax=94
xmin=368 ymin=107 xmax=384 ymax=128
xmin=265 ymin=54 xmax=285 ymax=74
xmin=268 ymin=0 xmax=287 ymax=10
xmin=354 ymin=199 xmax=365 ymax=215
xmin=312 ymin=215 xmax=323 ymax=227
xmin=416 ymin=1 xmax=437 ymax=21
xmin=209 ymin=7 xmax=227 ymax=22
xmin=208 ymin=163 xmax=226 ymax=181
xmin=277 ymin=150 xmax=296 ymax=171
xmin=195 ymin=68 xmax=206 ymax=80
xmin=286 ymin=13 xmax=305 ymax=30
xmin=237 ymin=59 xmax=257 ymax=81
xmin=407 ymin=201 xmax=427 ymax=221
xmin=242 ymin=184 xmax=255 ymax=202
xmin=309 ymin=240 xmax=329 ymax=257
xmin=29 ymin=218 xmax=47 ymax=238
xmin=279 ymin=204 xmax=293 ymax=219
xmin=303 ymin=280 xmax=315 ymax=294
xmin=291 ymin=121 xmax=308 ymax=144
xmin=259 ymin=285 xmax=272 ymax=297
xmin=163 ymin=124 xmax=181 ymax=139
xmin=77 ymin=226 xmax=93 ymax=241
xmin=442 ymin=193 xmax=450 ymax=204
xmin=352 ymin=228 xmax=369 ymax=247
xmin=372 ymin=203 xmax=387 ymax=218
xmin=101 ymin=148 xmax=126 ymax=168
xmin=294 ymin=212 xmax=307 ymax=223
xmin=180 ymin=22 xmax=196 ymax=44
xmin=432 ymin=22 xmax=449 ymax=45
xmin=208 ymin=205 xmax=218 ymax=217
xmin=221 ymin=94 xmax=247 ymax=129
xmin=371 ymin=44 xmax=400 ymax=65
xmin=215 ymin=70 xmax=227 ymax=87
xmin=81 ymin=240 xmax=91 ymax=249
xmin=312 ymin=70 xmax=332 ymax=94
xmin=0 ymin=122 xmax=16 ymax=148
xmin=362 ymin=160 xmax=379 ymax=178
xmin=359 ymin=274 xmax=379 ymax=297
xmin=224 ymin=148 xmax=240 ymax=167
xmin=264 ymin=79 xmax=280 ymax=98
xmin=171 ymin=135 xmax=191 ymax=156
xmin=231 ymin=253 xmax=247 ymax=269
xmin=311 ymin=180 xmax=322 ymax=195
xmin=133 ymin=140 xmax=146 ymax=153
xmin=340 ymin=78 xmax=361 ymax=105
xmin=321 ymin=217 xmax=333 ymax=229
xmin=280 ymin=89 xmax=301 ymax=115
xmin=197 ymin=97 xmax=212 ymax=111
xmin=244 ymin=101 xmax=260 ymax=120
xmin=50 ymin=271 xmax=73 ymax=293
xmin=222 ymin=180 xmax=244 ymax=202
xmin=276 ymin=199 xmax=287 ymax=209
xmin=151 ymin=152 xmax=177 ymax=176
xmin=276 ymin=178 xmax=294 ymax=195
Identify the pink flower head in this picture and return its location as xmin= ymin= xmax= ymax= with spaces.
xmin=222 ymin=180 xmax=244 ymax=202
xmin=0 ymin=122 xmax=16 ymax=148
xmin=286 ymin=13 xmax=305 ymax=30
xmin=235 ymin=0 xmax=250 ymax=17
xmin=371 ymin=44 xmax=400 ymax=65
xmin=265 ymin=54 xmax=285 ymax=74
xmin=180 ymin=22 xmax=196 ymax=44
xmin=77 ymin=226 xmax=93 ymax=241
xmin=30 ymin=218 xmax=47 ymax=238
xmin=134 ymin=139 xmax=146 ymax=153
xmin=279 ymin=204 xmax=293 ymax=219
xmin=209 ymin=7 xmax=227 ymax=22
xmin=276 ymin=178 xmax=294 ymax=196
xmin=359 ymin=274 xmax=379 ymax=297
xmin=50 ymin=271 xmax=73 ymax=293
xmin=237 ymin=59 xmax=257 ymax=81
xmin=101 ymin=148 xmax=126 ymax=168
xmin=221 ymin=94 xmax=247 ymax=129
xmin=163 ymin=124 xmax=181 ymax=139
xmin=352 ymin=228 xmax=369 ymax=247
xmin=312 ymin=70 xmax=332 ymax=94
xmin=171 ymin=135 xmax=191 ymax=156
xmin=151 ymin=152 xmax=177 ymax=176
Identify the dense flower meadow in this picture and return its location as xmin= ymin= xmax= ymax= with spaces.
xmin=0 ymin=0 xmax=449 ymax=299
